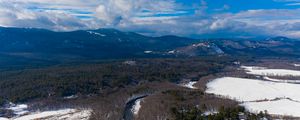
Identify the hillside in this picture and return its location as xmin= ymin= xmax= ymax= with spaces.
xmin=0 ymin=27 xmax=197 ymax=60
xmin=1 ymin=27 xmax=300 ymax=69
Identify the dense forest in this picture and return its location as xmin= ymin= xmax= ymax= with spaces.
xmin=0 ymin=56 xmax=274 ymax=120
xmin=172 ymin=105 xmax=270 ymax=120
xmin=0 ymin=56 xmax=243 ymax=103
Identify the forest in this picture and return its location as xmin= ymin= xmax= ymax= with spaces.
xmin=0 ymin=56 xmax=273 ymax=120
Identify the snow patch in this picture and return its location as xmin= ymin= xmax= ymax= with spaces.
xmin=192 ymin=43 xmax=209 ymax=47
xmin=6 ymin=103 xmax=29 ymax=116
xmin=87 ymin=31 xmax=106 ymax=37
xmin=123 ymin=61 xmax=136 ymax=65
xmin=294 ymin=64 xmax=300 ymax=67
xmin=181 ymin=81 xmax=197 ymax=89
xmin=263 ymin=76 xmax=300 ymax=84
xmin=118 ymin=38 xmax=122 ymax=42
xmin=63 ymin=95 xmax=78 ymax=99
xmin=241 ymin=66 xmax=300 ymax=77
xmin=144 ymin=51 xmax=153 ymax=54
xmin=13 ymin=109 xmax=92 ymax=120
xmin=203 ymin=110 xmax=218 ymax=116
xmin=131 ymin=99 xmax=142 ymax=115
xmin=168 ymin=50 xmax=175 ymax=54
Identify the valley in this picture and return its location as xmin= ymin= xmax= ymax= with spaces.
xmin=1 ymin=0 xmax=299 ymax=119
xmin=1 ymin=28 xmax=300 ymax=120
xmin=0 ymin=57 xmax=240 ymax=120
xmin=2 ymin=57 xmax=299 ymax=119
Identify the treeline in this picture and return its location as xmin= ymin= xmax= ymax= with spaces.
xmin=172 ymin=106 xmax=270 ymax=120
xmin=0 ymin=97 xmax=4 ymax=106
xmin=0 ymin=57 xmax=236 ymax=103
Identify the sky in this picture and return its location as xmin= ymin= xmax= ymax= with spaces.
xmin=0 ymin=0 xmax=300 ymax=38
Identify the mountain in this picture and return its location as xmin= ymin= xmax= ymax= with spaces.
xmin=1 ymin=27 xmax=300 ymax=68
xmin=0 ymin=27 xmax=196 ymax=59
xmin=164 ymin=37 xmax=300 ymax=57
xmin=0 ymin=27 xmax=199 ymax=68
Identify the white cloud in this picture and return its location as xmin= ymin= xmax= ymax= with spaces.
xmin=226 ymin=9 xmax=300 ymax=38
xmin=0 ymin=1 xmax=94 ymax=31
xmin=273 ymin=0 xmax=300 ymax=6
xmin=0 ymin=0 xmax=184 ymax=31
xmin=1 ymin=0 xmax=300 ymax=39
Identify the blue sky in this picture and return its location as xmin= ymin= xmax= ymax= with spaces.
xmin=0 ymin=0 xmax=300 ymax=38
xmin=179 ymin=0 xmax=299 ymax=12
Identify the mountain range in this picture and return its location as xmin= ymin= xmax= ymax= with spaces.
xmin=1 ymin=27 xmax=300 ymax=68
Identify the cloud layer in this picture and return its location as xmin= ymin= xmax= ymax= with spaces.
xmin=1 ymin=0 xmax=300 ymax=38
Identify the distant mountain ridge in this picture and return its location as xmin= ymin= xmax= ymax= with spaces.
xmin=0 ymin=27 xmax=198 ymax=58
xmin=0 ymin=27 xmax=300 ymax=68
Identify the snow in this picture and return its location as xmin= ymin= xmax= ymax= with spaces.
xmin=118 ymin=38 xmax=122 ymax=42
xmin=242 ymin=99 xmax=300 ymax=117
xmin=62 ymin=109 xmax=91 ymax=120
xmin=233 ymin=61 xmax=241 ymax=65
xmin=7 ymin=104 xmax=29 ymax=115
xmin=181 ymin=81 xmax=197 ymax=89
xmin=13 ymin=109 xmax=92 ymax=120
xmin=263 ymin=76 xmax=300 ymax=84
xmin=168 ymin=50 xmax=175 ymax=54
xmin=131 ymin=99 xmax=142 ymax=115
xmin=241 ymin=66 xmax=300 ymax=76
xmin=203 ymin=110 xmax=218 ymax=116
xmin=192 ymin=43 xmax=208 ymax=47
xmin=206 ymin=77 xmax=300 ymax=117
xmin=87 ymin=31 xmax=106 ymax=37
xmin=123 ymin=61 xmax=136 ymax=65
xmin=211 ymin=45 xmax=224 ymax=54
xmin=0 ymin=118 xmax=9 ymax=120
xmin=294 ymin=64 xmax=300 ymax=67
xmin=206 ymin=77 xmax=300 ymax=102
xmin=144 ymin=51 xmax=153 ymax=54
xmin=63 ymin=95 xmax=78 ymax=99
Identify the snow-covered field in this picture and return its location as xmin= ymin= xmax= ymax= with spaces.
xmin=206 ymin=77 xmax=300 ymax=117
xmin=241 ymin=66 xmax=300 ymax=76
xmin=242 ymin=99 xmax=300 ymax=117
xmin=206 ymin=77 xmax=300 ymax=102
xmin=1 ymin=109 xmax=92 ymax=120
xmin=15 ymin=109 xmax=91 ymax=120
xmin=180 ymin=81 xmax=197 ymax=89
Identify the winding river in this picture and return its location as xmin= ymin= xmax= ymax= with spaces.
xmin=122 ymin=95 xmax=148 ymax=120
